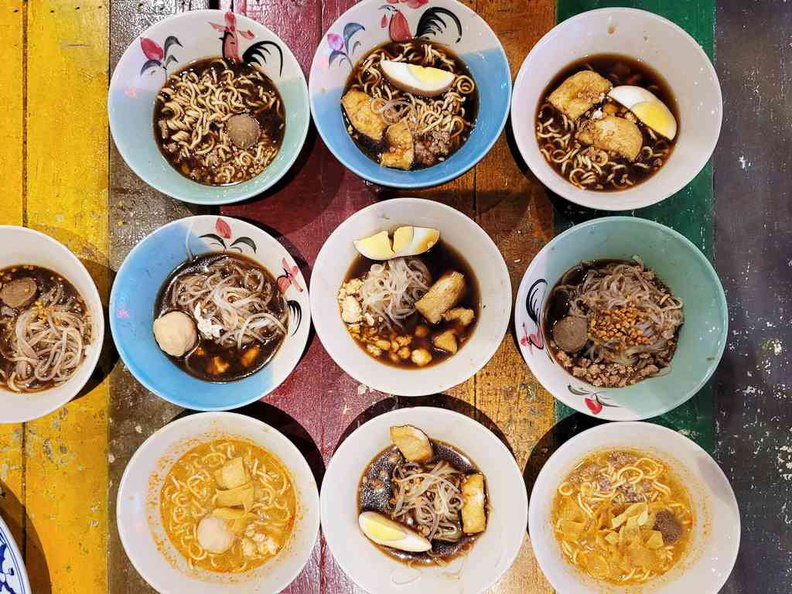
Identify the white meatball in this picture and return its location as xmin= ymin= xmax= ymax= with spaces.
xmin=153 ymin=311 xmax=197 ymax=357
xmin=197 ymin=515 xmax=235 ymax=554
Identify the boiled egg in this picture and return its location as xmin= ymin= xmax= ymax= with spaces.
xmin=607 ymin=85 xmax=678 ymax=140
xmin=381 ymin=60 xmax=455 ymax=97
xmin=358 ymin=511 xmax=432 ymax=552
xmin=354 ymin=227 xmax=440 ymax=260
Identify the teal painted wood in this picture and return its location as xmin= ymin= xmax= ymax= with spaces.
xmin=553 ymin=0 xmax=717 ymax=452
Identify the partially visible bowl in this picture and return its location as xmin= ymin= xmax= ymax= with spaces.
xmin=321 ymin=406 xmax=527 ymax=594
xmin=514 ymin=217 xmax=727 ymax=420
xmin=108 ymin=9 xmax=309 ymax=205
xmin=117 ymin=411 xmax=320 ymax=593
xmin=0 ymin=512 xmax=31 ymax=593
xmin=0 ymin=226 xmax=104 ymax=423
xmin=529 ymin=422 xmax=740 ymax=593
xmin=511 ymin=8 xmax=722 ymax=211
xmin=310 ymin=198 xmax=511 ymax=396
xmin=309 ymin=0 xmax=511 ymax=188
xmin=110 ymin=215 xmax=310 ymax=411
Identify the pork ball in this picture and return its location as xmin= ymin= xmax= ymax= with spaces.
xmin=153 ymin=311 xmax=197 ymax=357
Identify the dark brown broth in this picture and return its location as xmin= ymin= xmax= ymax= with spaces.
xmin=358 ymin=439 xmax=484 ymax=565
xmin=536 ymin=53 xmax=678 ymax=191
xmin=155 ymin=253 xmax=286 ymax=382
xmin=343 ymin=40 xmax=478 ymax=169
xmin=154 ymin=58 xmax=285 ymax=186
xmin=345 ymin=240 xmax=480 ymax=368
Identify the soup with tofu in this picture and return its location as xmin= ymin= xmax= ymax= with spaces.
xmin=160 ymin=438 xmax=297 ymax=573
xmin=536 ymin=54 xmax=678 ymax=191
xmin=342 ymin=40 xmax=478 ymax=170
xmin=358 ymin=425 xmax=488 ymax=566
xmin=338 ymin=228 xmax=479 ymax=368
xmin=552 ymin=449 xmax=693 ymax=585
xmin=153 ymin=253 xmax=289 ymax=382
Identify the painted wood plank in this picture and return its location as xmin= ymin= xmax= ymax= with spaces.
xmin=0 ymin=0 xmax=27 ymax=553
xmin=23 ymin=1 xmax=109 ymax=592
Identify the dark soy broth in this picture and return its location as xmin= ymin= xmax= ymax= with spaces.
xmin=155 ymin=253 xmax=286 ymax=382
xmin=536 ymin=53 xmax=678 ymax=191
xmin=358 ymin=440 xmax=483 ymax=565
xmin=343 ymin=40 xmax=478 ymax=169
xmin=345 ymin=240 xmax=480 ymax=368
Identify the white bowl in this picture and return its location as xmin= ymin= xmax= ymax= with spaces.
xmin=310 ymin=198 xmax=511 ymax=396
xmin=529 ymin=422 xmax=740 ymax=593
xmin=511 ymin=8 xmax=722 ymax=211
xmin=117 ymin=412 xmax=320 ymax=594
xmin=321 ymin=406 xmax=527 ymax=594
xmin=0 ymin=226 xmax=104 ymax=423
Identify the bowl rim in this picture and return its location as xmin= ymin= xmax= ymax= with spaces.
xmin=310 ymin=198 xmax=512 ymax=396
xmin=513 ymin=216 xmax=728 ymax=420
xmin=527 ymin=421 xmax=741 ymax=593
xmin=0 ymin=512 xmax=31 ymax=593
xmin=108 ymin=215 xmax=311 ymax=411
xmin=116 ymin=411 xmax=321 ymax=593
xmin=107 ymin=9 xmax=310 ymax=206
xmin=510 ymin=7 xmax=723 ymax=211
xmin=0 ymin=225 xmax=105 ymax=423
xmin=308 ymin=0 xmax=512 ymax=189
xmin=320 ymin=406 xmax=528 ymax=593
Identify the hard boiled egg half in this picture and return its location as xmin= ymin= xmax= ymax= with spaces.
xmin=358 ymin=511 xmax=431 ymax=552
xmin=608 ymin=85 xmax=678 ymax=140
xmin=354 ymin=226 xmax=440 ymax=260
xmin=381 ymin=60 xmax=455 ymax=97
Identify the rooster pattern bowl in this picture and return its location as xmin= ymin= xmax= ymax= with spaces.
xmin=309 ymin=0 xmax=511 ymax=188
xmin=110 ymin=216 xmax=310 ymax=411
xmin=109 ymin=9 xmax=309 ymax=205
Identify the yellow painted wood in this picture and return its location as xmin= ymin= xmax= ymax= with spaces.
xmin=24 ymin=1 xmax=109 ymax=592
xmin=0 ymin=0 xmax=27 ymax=550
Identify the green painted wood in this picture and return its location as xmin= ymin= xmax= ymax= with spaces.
xmin=553 ymin=0 xmax=717 ymax=452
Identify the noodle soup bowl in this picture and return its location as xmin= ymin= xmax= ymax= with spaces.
xmin=0 ymin=226 xmax=104 ymax=424
xmin=110 ymin=215 xmax=310 ymax=411
xmin=310 ymin=0 xmax=511 ymax=188
xmin=109 ymin=9 xmax=309 ymax=205
xmin=117 ymin=411 xmax=320 ymax=593
xmin=511 ymin=8 xmax=722 ymax=211
xmin=322 ymin=406 xmax=528 ymax=594
xmin=311 ymin=198 xmax=511 ymax=396
xmin=514 ymin=217 xmax=727 ymax=420
xmin=529 ymin=422 xmax=740 ymax=593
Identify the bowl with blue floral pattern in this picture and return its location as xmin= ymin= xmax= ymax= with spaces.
xmin=0 ymin=515 xmax=30 ymax=594
xmin=108 ymin=10 xmax=309 ymax=205
xmin=309 ymin=0 xmax=511 ymax=188
xmin=110 ymin=216 xmax=310 ymax=411
xmin=515 ymin=217 xmax=728 ymax=421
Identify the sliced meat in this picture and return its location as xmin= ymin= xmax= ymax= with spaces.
xmin=342 ymin=90 xmax=386 ymax=141
xmin=413 ymin=129 xmax=452 ymax=167
xmin=653 ymin=510 xmax=683 ymax=545
xmin=0 ymin=278 xmax=37 ymax=308
xmin=380 ymin=120 xmax=414 ymax=169
xmin=577 ymin=115 xmax=643 ymax=161
xmin=552 ymin=316 xmax=588 ymax=352
xmin=548 ymin=70 xmax=612 ymax=121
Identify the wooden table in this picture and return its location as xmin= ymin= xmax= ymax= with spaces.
xmin=0 ymin=0 xmax=788 ymax=592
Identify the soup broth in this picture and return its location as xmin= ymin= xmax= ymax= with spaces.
xmin=160 ymin=438 xmax=296 ymax=573
xmin=154 ymin=58 xmax=285 ymax=186
xmin=536 ymin=54 xmax=678 ymax=191
xmin=552 ymin=448 xmax=694 ymax=585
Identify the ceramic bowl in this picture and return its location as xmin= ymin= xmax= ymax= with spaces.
xmin=529 ymin=422 xmax=740 ymax=593
xmin=311 ymin=198 xmax=511 ymax=396
xmin=0 ymin=226 xmax=104 ymax=423
xmin=321 ymin=406 xmax=527 ymax=594
xmin=511 ymin=8 xmax=722 ymax=211
xmin=110 ymin=216 xmax=310 ymax=411
xmin=108 ymin=9 xmax=309 ymax=205
xmin=309 ymin=0 xmax=511 ymax=188
xmin=514 ymin=217 xmax=727 ymax=420
xmin=0 ymin=513 xmax=31 ymax=593
xmin=117 ymin=411 xmax=320 ymax=593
